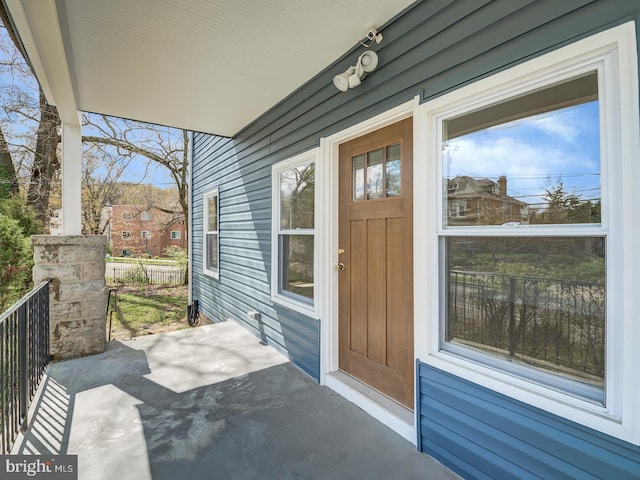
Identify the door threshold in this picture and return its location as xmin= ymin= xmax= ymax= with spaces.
xmin=325 ymin=370 xmax=416 ymax=444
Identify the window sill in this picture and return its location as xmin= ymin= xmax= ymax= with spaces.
xmin=203 ymin=269 xmax=219 ymax=280
xmin=271 ymin=293 xmax=318 ymax=320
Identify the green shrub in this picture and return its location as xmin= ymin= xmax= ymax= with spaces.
xmin=0 ymin=198 xmax=43 ymax=236
xmin=163 ymin=246 xmax=188 ymax=269
xmin=0 ymin=213 xmax=33 ymax=311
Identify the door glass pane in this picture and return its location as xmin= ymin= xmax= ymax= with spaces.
xmin=442 ymin=72 xmax=600 ymax=227
xmin=445 ymin=235 xmax=605 ymax=401
xmin=353 ymin=154 xmax=365 ymax=202
xmin=280 ymin=163 xmax=315 ymax=230
xmin=367 ymin=148 xmax=384 ymax=200
xmin=280 ymin=234 xmax=314 ymax=301
xmin=386 ymin=143 xmax=401 ymax=197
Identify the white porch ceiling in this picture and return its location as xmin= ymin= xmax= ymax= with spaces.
xmin=5 ymin=0 xmax=415 ymax=136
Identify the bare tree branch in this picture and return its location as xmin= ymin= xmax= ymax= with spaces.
xmin=82 ymin=113 xmax=189 ymax=238
xmin=0 ymin=4 xmax=61 ymax=222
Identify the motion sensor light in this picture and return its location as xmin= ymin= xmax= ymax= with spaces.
xmin=333 ymin=51 xmax=379 ymax=92
xmin=358 ymin=51 xmax=378 ymax=73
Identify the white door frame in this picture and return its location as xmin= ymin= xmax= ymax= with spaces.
xmin=318 ymin=96 xmax=421 ymax=443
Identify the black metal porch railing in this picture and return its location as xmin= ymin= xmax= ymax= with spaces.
xmin=448 ymin=270 xmax=605 ymax=383
xmin=0 ymin=280 xmax=50 ymax=455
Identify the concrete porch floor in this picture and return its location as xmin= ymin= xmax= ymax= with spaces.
xmin=12 ymin=321 xmax=459 ymax=480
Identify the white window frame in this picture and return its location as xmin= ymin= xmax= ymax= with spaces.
xmin=416 ymin=22 xmax=640 ymax=445
xmin=271 ymin=150 xmax=319 ymax=318
xmin=141 ymin=211 xmax=151 ymax=221
xmin=121 ymin=231 xmax=132 ymax=239
xmin=141 ymin=230 xmax=151 ymax=239
xmin=171 ymin=230 xmax=181 ymax=240
xmin=203 ymin=188 xmax=220 ymax=279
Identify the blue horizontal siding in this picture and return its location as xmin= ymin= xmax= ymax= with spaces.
xmin=190 ymin=0 xmax=640 ymax=464
xmin=418 ymin=363 xmax=640 ymax=480
xmin=191 ymin=130 xmax=320 ymax=381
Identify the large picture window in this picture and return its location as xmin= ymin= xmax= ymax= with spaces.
xmin=271 ymin=151 xmax=317 ymax=316
xmin=203 ymin=188 xmax=219 ymax=278
xmin=420 ymin=23 xmax=640 ymax=442
xmin=440 ymin=72 xmax=606 ymax=403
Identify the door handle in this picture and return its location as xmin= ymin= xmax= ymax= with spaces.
xmin=334 ymin=263 xmax=345 ymax=271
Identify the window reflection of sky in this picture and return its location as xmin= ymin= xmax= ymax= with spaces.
xmin=386 ymin=159 xmax=401 ymax=196
xmin=367 ymin=163 xmax=384 ymax=199
xmin=443 ymin=101 xmax=600 ymax=209
xmin=354 ymin=168 xmax=365 ymax=200
xmin=354 ymin=144 xmax=402 ymax=201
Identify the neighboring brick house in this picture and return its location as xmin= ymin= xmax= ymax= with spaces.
xmin=106 ymin=205 xmax=187 ymax=257
xmin=447 ymin=175 xmax=529 ymax=226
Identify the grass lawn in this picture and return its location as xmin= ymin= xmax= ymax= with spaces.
xmin=107 ymin=284 xmax=190 ymax=340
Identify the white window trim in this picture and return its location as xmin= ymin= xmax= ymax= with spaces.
xmin=121 ymin=231 xmax=131 ymax=239
xmin=271 ymin=150 xmax=319 ymax=319
xmin=171 ymin=230 xmax=181 ymax=240
xmin=416 ymin=22 xmax=640 ymax=445
xmin=141 ymin=211 xmax=151 ymax=221
xmin=203 ymin=188 xmax=219 ymax=279
xmin=141 ymin=230 xmax=151 ymax=239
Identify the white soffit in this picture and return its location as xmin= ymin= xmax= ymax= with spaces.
xmin=8 ymin=0 xmax=415 ymax=136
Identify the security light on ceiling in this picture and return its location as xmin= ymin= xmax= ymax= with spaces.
xmin=333 ymin=50 xmax=379 ymax=92
xmin=333 ymin=27 xmax=382 ymax=92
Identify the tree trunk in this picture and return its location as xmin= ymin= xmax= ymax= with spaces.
xmin=0 ymin=2 xmax=57 ymax=207
xmin=27 ymin=91 xmax=61 ymax=224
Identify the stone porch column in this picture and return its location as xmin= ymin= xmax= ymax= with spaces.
xmin=32 ymin=235 xmax=107 ymax=360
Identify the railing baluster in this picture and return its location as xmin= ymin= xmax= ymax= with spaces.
xmin=0 ymin=280 xmax=50 ymax=454
xmin=508 ymin=276 xmax=516 ymax=358
xmin=1 ymin=320 xmax=5 ymax=455
xmin=18 ymin=302 xmax=27 ymax=431
xmin=10 ymin=313 xmax=16 ymax=451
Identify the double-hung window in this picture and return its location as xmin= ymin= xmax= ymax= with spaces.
xmin=422 ymin=23 xmax=640 ymax=443
xmin=271 ymin=151 xmax=317 ymax=316
xmin=441 ymin=70 xmax=606 ymax=403
xmin=203 ymin=188 xmax=219 ymax=278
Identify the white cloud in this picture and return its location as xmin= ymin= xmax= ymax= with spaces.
xmin=445 ymin=132 xmax=599 ymax=206
xmin=532 ymin=114 xmax=582 ymax=143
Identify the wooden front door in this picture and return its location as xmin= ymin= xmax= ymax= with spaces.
xmin=338 ymin=118 xmax=414 ymax=409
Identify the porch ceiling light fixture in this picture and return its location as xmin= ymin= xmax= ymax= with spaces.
xmin=333 ymin=28 xmax=381 ymax=92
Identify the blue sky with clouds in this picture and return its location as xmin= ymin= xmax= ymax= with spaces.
xmin=444 ymin=101 xmax=601 ymax=209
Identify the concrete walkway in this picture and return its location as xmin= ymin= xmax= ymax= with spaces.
xmin=13 ymin=322 xmax=459 ymax=480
